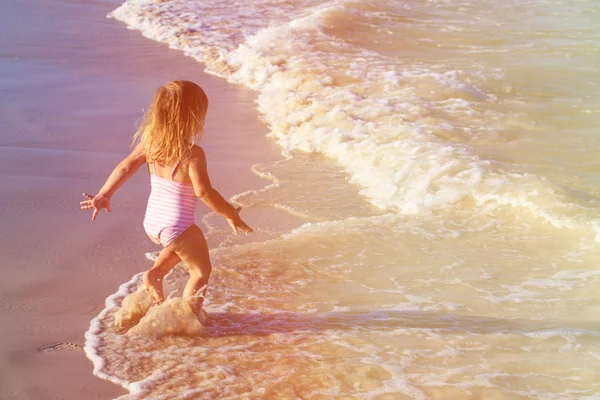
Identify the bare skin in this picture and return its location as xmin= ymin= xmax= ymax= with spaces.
xmin=80 ymin=143 xmax=252 ymax=313
xmin=168 ymin=224 xmax=212 ymax=313
xmin=142 ymin=246 xmax=181 ymax=305
xmin=141 ymin=217 xmax=239 ymax=307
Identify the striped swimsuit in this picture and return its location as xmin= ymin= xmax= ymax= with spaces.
xmin=143 ymin=161 xmax=197 ymax=247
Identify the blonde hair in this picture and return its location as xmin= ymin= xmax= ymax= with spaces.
xmin=132 ymin=80 xmax=208 ymax=165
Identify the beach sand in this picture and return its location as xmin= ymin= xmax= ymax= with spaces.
xmin=0 ymin=0 xmax=287 ymax=398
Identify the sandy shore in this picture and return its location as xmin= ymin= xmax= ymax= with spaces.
xmin=0 ymin=0 xmax=286 ymax=398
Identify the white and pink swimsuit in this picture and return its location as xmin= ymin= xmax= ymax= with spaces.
xmin=143 ymin=162 xmax=197 ymax=247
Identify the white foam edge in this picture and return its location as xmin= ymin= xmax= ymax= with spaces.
xmin=84 ymin=271 xmax=144 ymax=393
xmin=523 ymin=327 xmax=600 ymax=340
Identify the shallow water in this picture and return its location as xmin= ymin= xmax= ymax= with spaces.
xmin=87 ymin=0 xmax=600 ymax=398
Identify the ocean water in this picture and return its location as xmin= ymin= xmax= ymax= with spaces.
xmin=86 ymin=0 xmax=600 ymax=398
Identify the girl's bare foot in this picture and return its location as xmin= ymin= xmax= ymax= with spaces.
xmin=142 ymin=269 xmax=165 ymax=305
xmin=141 ymin=246 xmax=181 ymax=305
xmin=183 ymin=296 xmax=209 ymax=326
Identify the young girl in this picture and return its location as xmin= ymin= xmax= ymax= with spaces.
xmin=80 ymin=80 xmax=252 ymax=314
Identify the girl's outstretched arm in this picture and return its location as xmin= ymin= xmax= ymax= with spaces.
xmin=188 ymin=145 xmax=253 ymax=234
xmin=80 ymin=144 xmax=146 ymax=221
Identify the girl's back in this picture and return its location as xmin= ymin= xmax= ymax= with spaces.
xmin=150 ymin=161 xmax=192 ymax=183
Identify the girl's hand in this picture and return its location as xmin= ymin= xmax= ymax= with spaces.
xmin=80 ymin=193 xmax=112 ymax=221
xmin=226 ymin=207 xmax=253 ymax=234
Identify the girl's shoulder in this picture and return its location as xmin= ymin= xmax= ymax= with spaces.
xmin=189 ymin=145 xmax=207 ymax=164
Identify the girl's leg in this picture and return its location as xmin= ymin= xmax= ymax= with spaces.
xmin=168 ymin=225 xmax=212 ymax=313
xmin=142 ymin=246 xmax=181 ymax=304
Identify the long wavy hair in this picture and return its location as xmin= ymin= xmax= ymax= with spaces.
xmin=132 ymin=80 xmax=209 ymax=165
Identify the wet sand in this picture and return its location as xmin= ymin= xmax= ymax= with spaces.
xmin=0 ymin=0 xmax=284 ymax=398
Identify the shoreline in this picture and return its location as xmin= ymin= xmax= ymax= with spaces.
xmin=0 ymin=0 xmax=289 ymax=398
